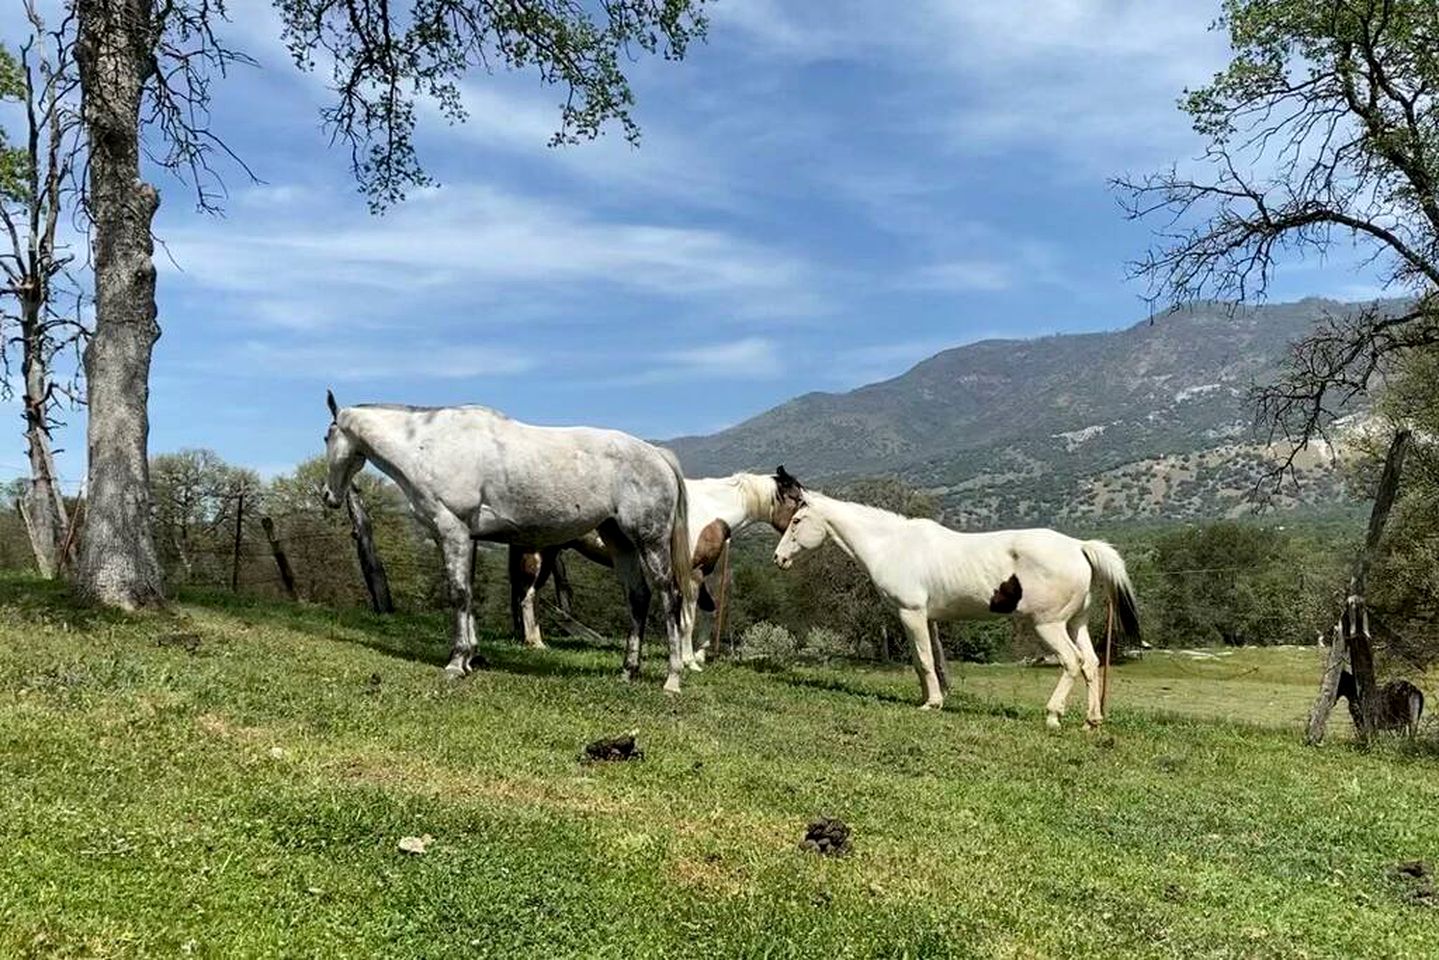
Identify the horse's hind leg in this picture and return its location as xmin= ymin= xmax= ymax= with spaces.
xmin=1068 ymin=612 xmax=1103 ymax=728
xmin=507 ymin=547 xmax=547 ymax=649
xmin=439 ymin=518 xmax=477 ymax=677
xmin=636 ymin=539 xmax=686 ymax=694
xmin=1034 ymin=620 xmax=1082 ymax=729
xmin=602 ymin=522 xmax=650 ymax=682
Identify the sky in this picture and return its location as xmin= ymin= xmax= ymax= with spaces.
xmin=0 ymin=0 xmax=1392 ymax=489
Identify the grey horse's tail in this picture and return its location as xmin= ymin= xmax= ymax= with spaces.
xmin=1081 ymin=540 xmax=1140 ymax=643
xmin=658 ymin=447 xmax=695 ymax=605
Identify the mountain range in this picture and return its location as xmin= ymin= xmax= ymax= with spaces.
xmin=667 ymin=298 xmax=1379 ymax=527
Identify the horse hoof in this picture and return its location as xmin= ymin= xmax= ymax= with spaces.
xmin=918 ymin=701 xmax=942 ymax=711
xmin=1084 ymin=719 xmax=1103 ymax=731
xmin=1045 ymin=714 xmax=1062 ymax=730
xmin=693 ymin=649 xmax=707 ymax=665
xmin=663 ymin=676 xmax=683 ymax=695
xmin=684 ymin=659 xmax=704 ymax=673
xmin=444 ymin=665 xmax=467 ymax=681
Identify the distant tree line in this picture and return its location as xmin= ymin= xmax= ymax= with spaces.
xmin=0 ymin=451 xmax=1401 ymax=665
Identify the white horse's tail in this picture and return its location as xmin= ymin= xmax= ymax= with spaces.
xmin=659 ymin=448 xmax=695 ymax=604
xmin=1081 ymin=540 xmax=1140 ymax=643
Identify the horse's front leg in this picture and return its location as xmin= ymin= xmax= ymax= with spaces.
xmin=679 ymin=588 xmax=701 ymax=672
xmin=900 ymin=608 xmax=943 ymax=709
xmin=438 ymin=517 xmax=477 ymax=678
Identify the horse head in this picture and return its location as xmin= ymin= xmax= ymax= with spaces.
xmin=770 ymin=464 xmax=806 ymax=531
xmin=773 ymin=501 xmax=826 ymax=569
xmin=320 ymin=389 xmax=365 ymax=508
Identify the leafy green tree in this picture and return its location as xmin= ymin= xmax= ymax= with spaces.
xmin=1146 ymin=521 xmax=1333 ymax=647
xmin=1353 ymin=349 xmax=1439 ymax=667
xmin=1119 ymin=0 xmax=1439 ymax=476
xmin=70 ymin=0 xmax=709 ymax=608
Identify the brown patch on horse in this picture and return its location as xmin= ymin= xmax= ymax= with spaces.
xmin=989 ymin=574 xmax=1023 ymax=614
xmin=692 ymin=519 xmax=731 ymax=576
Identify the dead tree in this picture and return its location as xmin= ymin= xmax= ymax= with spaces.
xmin=1306 ymin=429 xmax=1411 ymax=745
xmin=345 ymin=485 xmax=393 ymax=614
xmin=0 ymin=4 xmax=85 ymax=578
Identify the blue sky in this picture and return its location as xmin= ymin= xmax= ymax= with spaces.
xmin=1 ymin=1 xmax=1391 ymax=488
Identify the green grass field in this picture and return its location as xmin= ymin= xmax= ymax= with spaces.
xmin=2 ymin=575 xmax=1436 ymax=958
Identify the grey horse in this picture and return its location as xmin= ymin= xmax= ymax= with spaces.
xmin=320 ymin=392 xmax=695 ymax=691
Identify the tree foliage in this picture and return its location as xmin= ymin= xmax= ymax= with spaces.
xmin=1119 ymin=0 xmax=1439 ymax=473
xmin=1141 ymin=521 xmax=1339 ymax=647
xmin=275 ymin=0 xmax=709 ymax=208
xmin=1351 ymin=348 xmax=1439 ymax=667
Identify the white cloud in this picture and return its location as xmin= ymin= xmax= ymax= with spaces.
xmin=720 ymin=0 xmax=1227 ymax=171
xmin=908 ymin=259 xmax=1016 ymax=293
xmin=158 ymin=183 xmax=825 ymax=327
xmin=208 ymin=340 xmax=536 ymax=381
xmin=667 ymin=337 xmax=783 ymax=378
xmin=604 ymin=336 xmax=783 ymax=386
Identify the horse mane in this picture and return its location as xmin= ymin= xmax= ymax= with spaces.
xmin=807 ymin=491 xmax=908 ymax=527
xmin=725 ymin=472 xmax=778 ymax=519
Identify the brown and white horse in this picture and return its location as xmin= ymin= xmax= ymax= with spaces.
xmin=774 ymin=491 xmax=1140 ymax=727
xmin=510 ymin=468 xmax=806 ymax=663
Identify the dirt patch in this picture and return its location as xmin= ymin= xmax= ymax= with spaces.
xmin=195 ymin=713 xmax=267 ymax=743
xmin=1391 ymin=860 xmax=1434 ymax=904
xmin=666 ymin=851 xmax=747 ymax=896
xmin=156 ymin=631 xmax=203 ymax=654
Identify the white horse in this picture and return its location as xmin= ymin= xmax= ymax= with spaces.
xmin=320 ymin=393 xmax=695 ymax=691
xmin=510 ymin=467 xmax=806 ymax=665
xmin=773 ymin=492 xmax=1139 ymax=727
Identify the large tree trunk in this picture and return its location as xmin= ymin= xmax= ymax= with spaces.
xmin=73 ymin=0 xmax=165 ymax=608
xmin=20 ymin=297 xmax=69 ymax=578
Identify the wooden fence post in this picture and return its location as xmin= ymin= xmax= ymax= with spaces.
xmin=260 ymin=516 xmax=299 ymax=601
xmin=1306 ymin=622 xmax=1348 ymax=745
xmin=1306 ymin=428 xmax=1409 ymax=745
xmin=230 ymin=489 xmax=245 ymax=592
xmin=345 ymin=485 xmax=394 ymax=614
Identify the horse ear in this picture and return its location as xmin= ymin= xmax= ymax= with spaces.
xmin=326 ymin=389 xmax=339 ymax=422
xmin=775 ymin=465 xmax=803 ymax=491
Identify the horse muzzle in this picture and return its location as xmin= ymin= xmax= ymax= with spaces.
xmin=319 ymin=484 xmax=342 ymax=509
xmin=773 ymin=554 xmax=793 ymax=570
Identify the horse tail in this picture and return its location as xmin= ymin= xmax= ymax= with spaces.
xmin=1081 ymin=540 xmax=1140 ymax=644
xmin=658 ymin=447 xmax=695 ymax=605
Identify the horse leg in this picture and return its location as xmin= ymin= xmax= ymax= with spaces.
xmin=604 ymin=527 xmax=650 ymax=682
xmin=929 ymin=620 xmax=950 ymax=694
xmin=638 ymin=540 xmax=687 ymax=694
xmin=1034 ymin=620 xmax=1082 ymax=729
xmin=440 ymin=520 xmax=477 ymax=678
xmin=1069 ymin=612 xmax=1103 ymax=728
xmin=550 ymin=551 xmax=574 ymax=615
xmin=900 ymin=608 xmax=943 ymax=709
xmin=507 ymin=546 xmax=545 ymax=649
xmin=680 ymin=588 xmax=702 ymax=672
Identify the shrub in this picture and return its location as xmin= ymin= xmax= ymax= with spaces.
xmin=801 ymin=626 xmax=851 ymax=664
xmin=738 ymin=621 xmax=798 ymax=667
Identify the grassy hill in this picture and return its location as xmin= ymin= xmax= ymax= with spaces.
xmin=3 ymin=578 xmax=1437 ymax=958
xmin=669 ymin=299 xmax=1392 ymax=526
